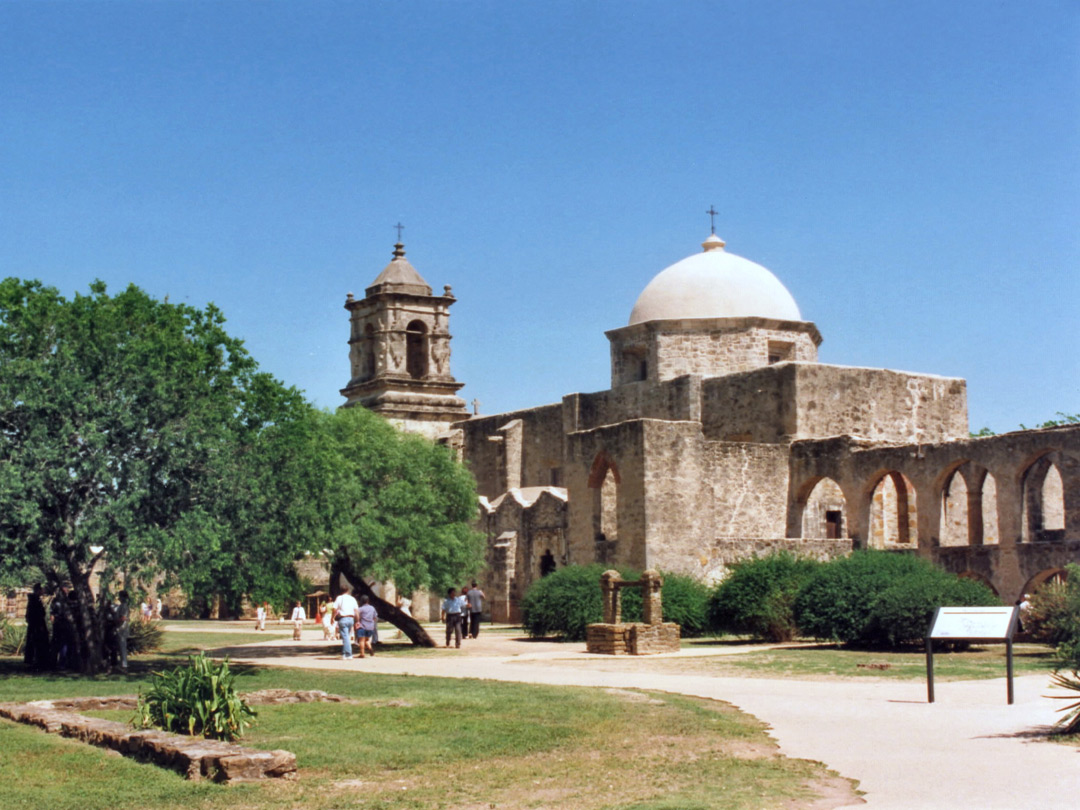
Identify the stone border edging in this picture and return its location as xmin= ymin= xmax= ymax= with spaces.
xmin=0 ymin=689 xmax=351 ymax=782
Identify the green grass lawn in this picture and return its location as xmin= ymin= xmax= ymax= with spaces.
xmin=0 ymin=658 xmax=856 ymax=810
xmin=554 ymin=642 xmax=1059 ymax=681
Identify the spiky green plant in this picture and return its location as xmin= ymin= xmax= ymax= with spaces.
xmin=137 ymin=654 xmax=255 ymax=741
xmin=1047 ymin=670 xmax=1080 ymax=735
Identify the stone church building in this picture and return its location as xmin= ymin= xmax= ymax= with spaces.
xmin=342 ymin=235 xmax=1079 ymax=623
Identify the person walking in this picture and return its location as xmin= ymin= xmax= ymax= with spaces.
xmin=290 ymin=601 xmax=306 ymax=640
xmin=356 ymin=595 xmax=378 ymax=658
xmin=441 ymin=587 xmax=465 ymax=648
xmin=24 ymin=584 xmax=50 ymax=671
xmin=256 ymin=603 xmax=266 ymax=631
xmin=466 ymin=581 xmax=486 ymax=639
xmin=113 ymin=591 xmax=131 ymax=671
xmin=332 ymin=586 xmax=360 ymax=659
xmin=321 ymin=597 xmax=335 ymax=640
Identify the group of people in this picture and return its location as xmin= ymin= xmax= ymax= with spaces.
xmin=329 ymin=586 xmax=379 ymax=659
xmin=249 ymin=581 xmax=487 ymax=657
xmin=440 ymin=581 xmax=485 ymax=648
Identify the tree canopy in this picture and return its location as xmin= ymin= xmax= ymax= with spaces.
xmin=0 ymin=277 xmax=485 ymax=666
xmin=317 ymin=406 xmax=483 ymax=644
xmin=0 ymin=278 xmax=321 ymax=671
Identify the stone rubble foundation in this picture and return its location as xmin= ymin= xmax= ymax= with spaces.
xmin=0 ymin=690 xmax=350 ymax=782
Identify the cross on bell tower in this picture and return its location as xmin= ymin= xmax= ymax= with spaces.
xmin=706 ymin=205 xmax=719 ymax=235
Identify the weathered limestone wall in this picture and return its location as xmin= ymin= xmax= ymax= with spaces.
xmin=699 ymin=363 xmax=967 ymax=444
xmin=606 ymin=317 xmax=820 ymax=386
xmin=695 ymin=538 xmax=854 ymax=584
xmin=563 ymin=375 xmax=701 ymax=433
xmin=479 ymin=487 xmax=568 ymax=623
xmin=456 ymin=404 xmax=565 ymax=497
xmin=639 ymin=420 xmax=713 ymax=572
xmin=787 ymin=426 xmax=1080 ymax=600
xmin=565 ymin=420 xmax=648 ymax=570
xmin=790 ymin=364 xmax=968 ymax=443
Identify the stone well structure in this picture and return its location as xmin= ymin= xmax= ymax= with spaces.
xmin=585 ymin=569 xmax=680 ymax=655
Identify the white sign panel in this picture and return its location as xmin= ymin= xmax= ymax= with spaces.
xmin=928 ymin=606 xmax=1017 ymax=640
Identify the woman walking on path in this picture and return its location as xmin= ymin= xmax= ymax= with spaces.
xmin=356 ymin=595 xmax=378 ymax=658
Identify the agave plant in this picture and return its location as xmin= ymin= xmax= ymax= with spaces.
xmin=137 ymin=654 xmax=256 ymax=741
xmin=1047 ymin=670 xmax=1080 ymax=734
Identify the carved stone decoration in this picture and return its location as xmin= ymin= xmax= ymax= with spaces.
xmin=431 ymin=336 xmax=451 ymax=375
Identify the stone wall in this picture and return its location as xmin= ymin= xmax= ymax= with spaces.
xmin=563 ymin=375 xmax=701 ymax=432
xmin=456 ymin=403 xmax=565 ymax=497
xmin=605 ymin=317 xmax=820 ymax=386
xmin=695 ymin=538 xmax=854 ymax=584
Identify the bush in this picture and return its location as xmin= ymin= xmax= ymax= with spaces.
xmin=709 ymin=552 xmax=820 ymax=641
xmin=793 ymin=550 xmax=999 ymax=647
xmin=865 ymin=573 xmax=999 ymax=647
xmin=137 ymin=654 xmax=256 ymax=741
xmin=655 ymin=573 xmax=713 ymax=638
xmin=0 ymin=618 xmax=27 ymax=655
xmin=1027 ymin=565 xmax=1080 ymax=670
xmin=520 ymin=565 xmax=711 ymax=640
xmin=127 ymin=620 xmax=163 ymax=654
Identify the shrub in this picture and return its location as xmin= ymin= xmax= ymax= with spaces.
xmin=1027 ymin=565 xmax=1080 ymax=670
xmin=708 ymin=552 xmax=820 ymax=641
xmin=0 ymin=618 xmax=27 ymax=655
xmin=864 ymin=572 xmax=999 ymax=647
xmin=793 ymin=550 xmax=999 ymax=647
xmin=127 ymin=620 xmax=163 ymax=654
xmin=655 ymin=573 xmax=713 ymax=638
xmin=137 ymin=654 xmax=256 ymax=741
xmin=520 ymin=565 xmax=711 ymax=640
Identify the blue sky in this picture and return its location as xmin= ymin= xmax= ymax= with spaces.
xmin=2 ymin=1 xmax=1077 ymax=432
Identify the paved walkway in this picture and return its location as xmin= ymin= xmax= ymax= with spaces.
xmin=222 ymin=628 xmax=1079 ymax=810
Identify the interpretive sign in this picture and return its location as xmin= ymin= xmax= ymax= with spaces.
xmin=925 ymin=606 xmax=1020 ymax=704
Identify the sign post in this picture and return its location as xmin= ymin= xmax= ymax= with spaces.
xmin=925 ymin=606 xmax=1020 ymax=705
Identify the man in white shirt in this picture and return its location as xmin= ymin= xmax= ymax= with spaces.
xmin=332 ymin=586 xmax=361 ymax=659
xmin=290 ymin=601 xmax=306 ymax=640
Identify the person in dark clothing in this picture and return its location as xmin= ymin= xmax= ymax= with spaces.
xmin=24 ymin=584 xmax=51 ymax=670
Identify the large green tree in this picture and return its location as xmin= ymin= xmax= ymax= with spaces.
xmin=318 ymin=406 xmax=484 ymax=646
xmin=0 ymin=278 xmax=320 ymax=672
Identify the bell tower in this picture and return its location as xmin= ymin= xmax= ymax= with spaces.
xmin=340 ymin=241 xmax=468 ymax=438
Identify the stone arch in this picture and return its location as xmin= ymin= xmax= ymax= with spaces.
xmin=1020 ymin=452 xmax=1065 ymax=543
xmin=939 ymin=465 xmax=970 ymax=547
xmin=958 ymin=570 xmax=999 ymax=597
xmin=1020 ymin=567 xmax=1069 ymax=601
xmin=796 ymin=476 xmax=847 ymax=539
xmin=867 ymin=470 xmax=917 ymax=548
xmin=405 ymin=320 xmax=429 ymax=379
xmin=589 ymin=453 xmax=620 ymax=562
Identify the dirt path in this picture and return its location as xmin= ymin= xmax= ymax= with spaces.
xmin=220 ymin=627 xmax=1079 ymax=810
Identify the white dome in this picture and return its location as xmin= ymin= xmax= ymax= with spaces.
xmin=628 ymin=235 xmax=801 ymax=325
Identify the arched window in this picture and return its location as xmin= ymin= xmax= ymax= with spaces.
xmin=868 ymin=471 xmax=917 ymax=547
xmin=405 ymin=320 xmax=428 ymax=379
xmin=1021 ymin=454 xmax=1065 ymax=543
xmin=589 ymin=453 xmax=620 ymax=563
xmin=798 ymin=477 xmax=846 ymax=539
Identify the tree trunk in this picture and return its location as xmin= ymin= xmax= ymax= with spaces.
xmin=71 ymin=575 xmax=105 ymax=675
xmin=335 ymin=556 xmax=437 ymax=647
